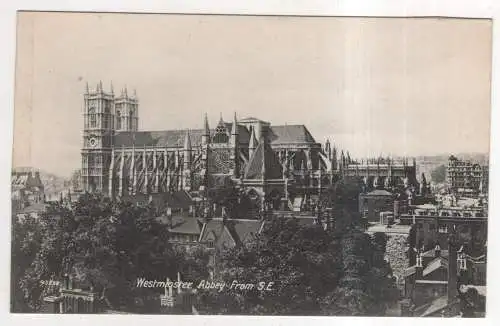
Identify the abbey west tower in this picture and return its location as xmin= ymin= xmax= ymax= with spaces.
xmin=81 ymin=82 xmax=138 ymax=193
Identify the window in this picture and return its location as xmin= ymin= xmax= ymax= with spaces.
xmin=89 ymin=107 xmax=96 ymax=128
xmin=116 ymin=111 xmax=122 ymax=130
xmin=129 ymin=110 xmax=134 ymax=130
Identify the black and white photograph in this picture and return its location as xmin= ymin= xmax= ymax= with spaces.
xmin=9 ymin=11 xmax=491 ymax=317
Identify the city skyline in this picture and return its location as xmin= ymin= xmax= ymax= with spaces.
xmin=13 ymin=13 xmax=492 ymax=177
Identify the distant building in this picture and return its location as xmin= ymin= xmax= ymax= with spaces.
xmin=446 ymin=155 xmax=489 ymax=196
xmin=359 ymin=189 xmax=397 ymax=222
xmin=11 ymin=169 xmax=45 ymax=212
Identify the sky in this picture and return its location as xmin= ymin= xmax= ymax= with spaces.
xmin=13 ymin=12 xmax=492 ymax=177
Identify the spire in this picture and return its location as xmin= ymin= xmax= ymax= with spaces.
xmin=124 ymin=85 xmax=128 ymax=98
xmin=219 ymin=112 xmax=224 ymax=124
xmin=110 ymin=81 xmax=114 ymax=94
xmin=133 ymin=89 xmax=137 ymax=98
xmin=230 ymin=112 xmax=239 ymax=148
xmin=85 ymin=82 xmax=89 ymax=94
xmin=184 ymin=130 xmax=192 ymax=151
xmin=202 ymin=113 xmax=210 ymax=146
xmin=98 ymin=80 xmax=103 ymax=93
xmin=232 ymin=112 xmax=239 ymax=135
xmin=204 ymin=113 xmax=210 ymax=135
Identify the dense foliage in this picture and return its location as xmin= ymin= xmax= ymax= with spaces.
xmin=12 ymin=193 xmax=205 ymax=312
xmin=197 ymin=178 xmax=400 ymax=315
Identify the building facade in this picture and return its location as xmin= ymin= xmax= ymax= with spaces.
xmin=80 ymin=83 xmax=343 ymax=205
xmin=446 ymin=155 xmax=489 ymax=196
xmin=81 ymin=82 xmax=420 ymax=212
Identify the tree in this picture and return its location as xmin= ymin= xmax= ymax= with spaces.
xmin=198 ymin=217 xmax=342 ymax=315
xmin=15 ymin=193 xmax=181 ymax=312
xmin=197 ymin=177 xmax=399 ymax=316
xmin=431 ymin=164 xmax=447 ymax=183
xmin=11 ymin=214 xmax=43 ymax=312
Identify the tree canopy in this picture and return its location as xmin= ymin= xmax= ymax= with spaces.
xmin=197 ymin=178 xmax=399 ymax=316
xmin=12 ymin=193 xmax=206 ymax=312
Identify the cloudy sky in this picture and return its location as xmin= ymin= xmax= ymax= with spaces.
xmin=13 ymin=12 xmax=492 ymax=177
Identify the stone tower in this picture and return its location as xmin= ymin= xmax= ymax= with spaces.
xmin=81 ymin=81 xmax=115 ymax=193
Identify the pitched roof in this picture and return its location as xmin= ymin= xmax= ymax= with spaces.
xmin=423 ymin=257 xmax=448 ymax=277
xmin=268 ymin=125 xmax=316 ymax=144
xmin=199 ymin=218 xmax=263 ymax=246
xmin=239 ymin=117 xmax=267 ymax=123
xmin=114 ymin=130 xmax=205 ymax=148
xmin=415 ymin=296 xmax=450 ymax=317
xmin=422 ymin=249 xmax=449 ymax=259
xmin=113 ymin=124 xmax=250 ymax=148
xmin=244 ymin=139 xmax=283 ymax=179
xmin=404 ymin=265 xmax=417 ymax=277
xmin=160 ymin=216 xmax=202 ymax=235
xmin=365 ymin=189 xmax=395 ymax=196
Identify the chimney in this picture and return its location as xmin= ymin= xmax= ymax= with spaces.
xmin=447 ymin=235 xmax=458 ymax=303
xmin=166 ymin=207 xmax=172 ymax=228
xmin=68 ymin=275 xmax=73 ymax=290
xmin=415 ymin=250 xmax=423 ymax=279
xmin=434 ymin=243 xmax=441 ymax=257
xmin=63 ymin=274 xmax=69 ymax=290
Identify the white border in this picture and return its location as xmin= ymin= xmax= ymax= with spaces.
xmin=1 ymin=1 xmax=498 ymax=326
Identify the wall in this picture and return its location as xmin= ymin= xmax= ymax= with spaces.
xmin=385 ymin=233 xmax=410 ymax=290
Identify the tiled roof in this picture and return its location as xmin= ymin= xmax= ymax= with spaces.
xmin=365 ymin=189 xmax=395 ymax=196
xmin=199 ymin=218 xmax=263 ymax=246
xmin=416 ymin=296 xmax=450 ymax=317
xmin=244 ymin=140 xmax=283 ymax=180
xmin=113 ymin=124 xmax=250 ymax=148
xmin=239 ymin=117 xmax=267 ymax=123
xmin=114 ymin=130 xmax=205 ymax=148
xmin=423 ymin=257 xmax=448 ymax=277
xmin=268 ymin=125 xmax=316 ymax=144
xmin=404 ymin=265 xmax=417 ymax=277
xmin=422 ymin=249 xmax=449 ymax=259
xmin=157 ymin=215 xmax=202 ymax=235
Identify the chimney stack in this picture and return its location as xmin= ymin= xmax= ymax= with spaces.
xmin=447 ymin=234 xmax=459 ymax=303
xmin=434 ymin=243 xmax=441 ymax=258
xmin=415 ymin=250 xmax=423 ymax=279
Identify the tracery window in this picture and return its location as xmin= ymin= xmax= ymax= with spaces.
xmin=89 ymin=107 xmax=96 ymax=128
xmin=213 ymin=124 xmax=229 ymax=143
xmin=116 ymin=110 xmax=122 ymax=130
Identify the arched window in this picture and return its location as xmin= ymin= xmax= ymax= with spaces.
xmin=89 ymin=107 xmax=96 ymax=128
xmin=116 ymin=110 xmax=122 ymax=130
xmin=129 ymin=110 xmax=134 ymax=130
xmin=213 ymin=124 xmax=229 ymax=143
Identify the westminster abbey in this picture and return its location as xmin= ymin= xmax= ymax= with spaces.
xmin=81 ymin=82 xmax=418 ymax=210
